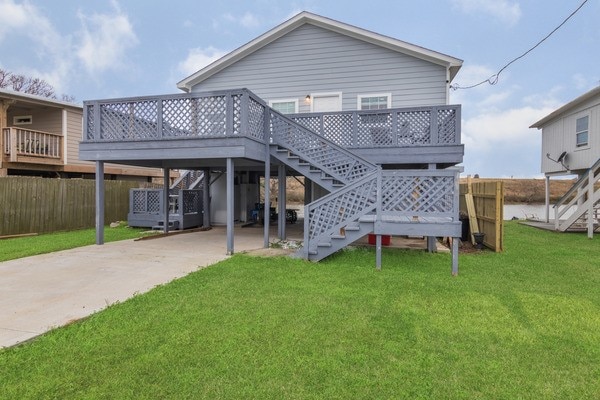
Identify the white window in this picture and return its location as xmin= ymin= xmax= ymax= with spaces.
xmin=13 ymin=115 xmax=32 ymax=125
xmin=576 ymin=115 xmax=589 ymax=147
xmin=269 ymin=99 xmax=298 ymax=114
xmin=310 ymin=92 xmax=342 ymax=112
xmin=358 ymin=93 xmax=391 ymax=110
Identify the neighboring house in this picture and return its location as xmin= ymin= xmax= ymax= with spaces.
xmin=0 ymin=89 xmax=164 ymax=181
xmin=530 ymin=86 xmax=600 ymax=237
xmin=81 ymin=12 xmax=465 ymax=273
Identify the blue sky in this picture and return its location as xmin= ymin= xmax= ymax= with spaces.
xmin=1 ymin=0 xmax=598 ymax=178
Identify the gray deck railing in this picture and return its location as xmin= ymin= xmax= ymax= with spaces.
xmin=83 ymin=90 xmax=460 ymax=150
xmin=83 ymin=89 xmax=267 ymax=142
xmin=291 ymin=105 xmax=461 ymax=147
xmin=303 ymin=168 xmax=460 ymax=254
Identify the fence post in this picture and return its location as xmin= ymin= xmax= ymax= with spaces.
xmin=430 ymin=107 xmax=438 ymax=145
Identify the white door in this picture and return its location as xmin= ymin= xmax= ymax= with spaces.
xmin=311 ymin=92 xmax=342 ymax=112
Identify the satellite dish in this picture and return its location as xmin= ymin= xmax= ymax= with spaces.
xmin=546 ymin=151 xmax=569 ymax=170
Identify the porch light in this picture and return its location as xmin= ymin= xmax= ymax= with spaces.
xmin=305 ymin=94 xmax=311 ymax=103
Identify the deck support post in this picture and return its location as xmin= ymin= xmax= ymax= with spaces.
xmin=427 ymin=236 xmax=437 ymax=253
xmin=202 ymin=168 xmax=210 ymax=228
xmin=95 ymin=161 xmax=105 ymax=245
xmin=227 ymin=158 xmax=234 ymax=255
xmin=264 ymin=153 xmax=271 ymax=248
xmin=278 ymin=164 xmax=286 ymax=240
xmin=451 ymin=237 xmax=459 ymax=276
xmin=375 ymin=234 xmax=382 ymax=270
xmin=544 ymin=175 xmax=550 ymax=223
xmin=588 ymin=171 xmax=594 ymax=239
xmin=163 ymin=168 xmax=170 ymax=234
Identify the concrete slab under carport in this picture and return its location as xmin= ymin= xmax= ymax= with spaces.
xmin=0 ymin=226 xmax=268 ymax=349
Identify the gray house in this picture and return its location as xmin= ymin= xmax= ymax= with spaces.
xmin=530 ymin=86 xmax=600 ymax=237
xmin=80 ymin=12 xmax=465 ymax=273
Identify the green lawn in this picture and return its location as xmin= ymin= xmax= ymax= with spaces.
xmin=1 ymin=222 xmax=599 ymax=399
xmin=0 ymin=223 xmax=155 ymax=262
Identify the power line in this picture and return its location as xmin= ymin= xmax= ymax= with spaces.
xmin=450 ymin=0 xmax=589 ymax=91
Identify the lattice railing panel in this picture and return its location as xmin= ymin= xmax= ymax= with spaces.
xmin=192 ymin=96 xmax=227 ymax=136
xmin=323 ymin=114 xmax=353 ymax=147
xmin=270 ymin=111 xmax=377 ymax=184
xmin=437 ymin=108 xmax=457 ymax=144
xmin=182 ymin=190 xmax=202 ymax=215
xmin=356 ymin=113 xmax=392 ymax=147
xmin=162 ymin=98 xmax=196 ymax=137
xmin=396 ymin=110 xmax=431 ymax=145
xmin=293 ymin=116 xmax=321 ymax=134
xmin=100 ymin=101 xmax=159 ymax=140
xmin=381 ymin=173 xmax=455 ymax=216
xmin=132 ymin=189 xmax=161 ymax=214
xmin=307 ymin=173 xmax=378 ymax=241
xmin=85 ymin=104 xmax=95 ymax=140
xmin=232 ymin=94 xmax=242 ymax=136
xmin=248 ymin=97 xmax=265 ymax=140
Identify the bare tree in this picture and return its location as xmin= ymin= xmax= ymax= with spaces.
xmin=0 ymin=68 xmax=74 ymax=102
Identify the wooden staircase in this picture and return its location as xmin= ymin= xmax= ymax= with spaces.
xmin=268 ymin=109 xmax=461 ymax=272
xmin=554 ymin=158 xmax=600 ymax=237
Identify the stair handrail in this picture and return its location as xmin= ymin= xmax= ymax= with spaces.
xmin=303 ymin=170 xmax=379 ymax=255
xmin=269 ymin=109 xmax=379 ymax=184
xmin=554 ymin=157 xmax=600 ymax=225
xmin=554 ymin=157 xmax=600 ymax=209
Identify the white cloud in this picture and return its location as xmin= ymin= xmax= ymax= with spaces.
xmin=462 ymin=106 xmax=554 ymax=153
xmin=76 ymin=3 xmax=138 ymax=74
xmin=177 ymin=46 xmax=228 ymax=77
xmin=0 ymin=0 xmax=72 ymax=92
xmin=450 ymin=0 xmax=521 ymax=26
xmin=220 ymin=11 xmax=261 ymax=29
xmin=0 ymin=0 xmax=30 ymax=40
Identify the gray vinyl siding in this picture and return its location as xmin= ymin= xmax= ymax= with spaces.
xmin=541 ymin=95 xmax=600 ymax=174
xmin=191 ymin=24 xmax=448 ymax=111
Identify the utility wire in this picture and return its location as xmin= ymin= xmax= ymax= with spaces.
xmin=450 ymin=0 xmax=589 ymax=90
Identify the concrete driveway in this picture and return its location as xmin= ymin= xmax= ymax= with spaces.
xmin=0 ymin=226 xmax=273 ymax=348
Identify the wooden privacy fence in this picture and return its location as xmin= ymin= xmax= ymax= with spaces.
xmin=459 ymin=179 xmax=504 ymax=252
xmin=0 ymin=177 xmax=143 ymax=236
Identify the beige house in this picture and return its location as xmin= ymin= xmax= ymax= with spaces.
xmin=0 ymin=89 xmax=163 ymax=180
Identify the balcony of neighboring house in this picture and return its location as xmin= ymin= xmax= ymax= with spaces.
xmin=80 ymin=88 xmax=462 ymax=169
xmin=2 ymin=126 xmax=63 ymax=166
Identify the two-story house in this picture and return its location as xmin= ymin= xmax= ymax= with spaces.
xmin=80 ymin=12 xmax=465 ymax=273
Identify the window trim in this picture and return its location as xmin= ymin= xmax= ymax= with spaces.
xmin=575 ymin=115 xmax=589 ymax=148
xmin=13 ymin=115 xmax=33 ymax=125
xmin=268 ymin=98 xmax=299 ymax=114
xmin=310 ymin=92 xmax=342 ymax=113
xmin=357 ymin=93 xmax=392 ymax=110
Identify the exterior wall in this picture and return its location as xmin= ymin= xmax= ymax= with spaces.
xmin=65 ymin=108 xmax=84 ymax=166
xmin=7 ymin=107 xmax=62 ymax=133
xmin=541 ymin=95 xmax=600 ymax=174
xmin=191 ymin=24 xmax=448 ymax=110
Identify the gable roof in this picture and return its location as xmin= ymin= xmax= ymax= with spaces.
xmin=177 ymin=11 xmax=463 ymax=92
xmin=530 ymin=86 xmax=600 ymax=129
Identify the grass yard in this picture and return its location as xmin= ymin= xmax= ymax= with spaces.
xmin=0 ymin=223 xmax=154 ymax=262
xmin=1 ymin=222 xmax=599 ymax=399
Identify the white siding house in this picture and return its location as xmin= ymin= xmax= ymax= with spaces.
xmin=530 ymin=86 xmax=600 ymax=235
